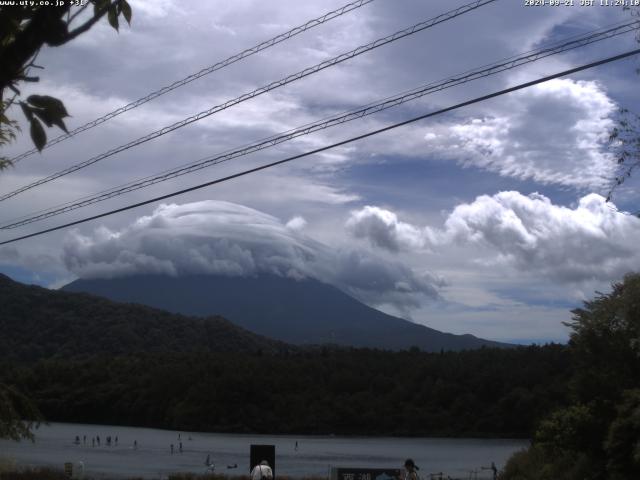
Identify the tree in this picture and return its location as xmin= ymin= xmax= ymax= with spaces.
xmin=501 ymin=273 xmax=640 ymax=480
xmin=0 ymin=0 xmax=132 ymax=440
xmin=607 ymin=6 xmax=640 ymax=208
xmin=604 ymin=389 xmax=640 ymax=479
xmin=0 ymin=382 xmax=42 ymax=441
xmin=608 ymin=108 xmax=640 ymax=208
xmin=0 ymin=0 xmax=132 ymax=169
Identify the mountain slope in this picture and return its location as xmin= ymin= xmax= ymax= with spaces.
xmin=63 ymin=274 xmax=509 ymax=351
xmin=0 ymin=273 xmax=286 ymax=362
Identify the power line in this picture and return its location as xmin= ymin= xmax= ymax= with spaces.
xmin=2 ymin=47 xmax=638 ymax=247
xmin=3 ymin=19 xmax=638 ymax=230
xmin=0 ymin=0 xmax=498 ymax=203
xmin=8 ymin=0 xmax=377 ymax=164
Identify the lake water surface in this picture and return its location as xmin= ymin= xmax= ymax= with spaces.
xmin=0 ymin=423 xmax=528 ymax=479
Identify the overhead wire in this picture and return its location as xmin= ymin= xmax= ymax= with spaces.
xmin=8 ymin=0 xmax=377 ymax=164
xmin=2 ymin=19 xmax=638 ymax=230
xmin=0 ymin=0 xmax=499 ymax=203
xmin=1 ymin=47 xmax=638 ymax=246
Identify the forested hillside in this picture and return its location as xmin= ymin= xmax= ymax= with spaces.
xmin=2 ymin=345 xmax=570 ymax=438
xmin=0 ymin=274 xmax=286 ymax=360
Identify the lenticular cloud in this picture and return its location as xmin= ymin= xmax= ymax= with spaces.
xmin=62 ymin=200 xmax=441 ymax=308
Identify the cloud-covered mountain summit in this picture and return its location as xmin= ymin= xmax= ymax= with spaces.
xmin=63 ymin=200 xmax=443 ymax=310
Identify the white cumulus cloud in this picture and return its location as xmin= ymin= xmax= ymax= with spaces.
xmin=346 ymin=205 xmax=430 ymax=252
xmin=62 ymin=200 xmax=442 ymax=309
xmin=347 ymin=192 xmax=640 ymax=284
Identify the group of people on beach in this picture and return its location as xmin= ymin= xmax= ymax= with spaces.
xmin=73 ymin=434 xmax=136 ymax=449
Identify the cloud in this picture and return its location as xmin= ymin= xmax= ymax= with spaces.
xmin=421 ymin=79 xmax=617 ymax=190
xmin=285 ymin=215 xmax=307 ymax=230
xmin=62 ymin=200 xmax=441 ymax=309
xmin=346 ymin=205 xmax=428 ymax=252
xmin=0 ymin=245 xmax=63 ymax=273
xmin=347 ymin=192 xmax=640 ymax=284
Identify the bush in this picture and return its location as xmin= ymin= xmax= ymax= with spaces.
xmin=0 ymin=467 xmax=67 ymax=480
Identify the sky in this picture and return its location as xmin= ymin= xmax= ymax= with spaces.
xmin=1 ymin=0 xmax=640 ymax=343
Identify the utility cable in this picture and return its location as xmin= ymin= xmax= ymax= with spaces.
xmin=8 ymin=0 xmax=377 ymax=164
xmin=1 ymin=47 xmax=638 ymax=246
xmin=0 ymin=0 xmax=498 ymax=203
xmin=2 ymin=19 xmax=638 ymax=230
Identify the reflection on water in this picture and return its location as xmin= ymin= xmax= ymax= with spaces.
xmin=0 ymin=423 xmax=528 ymax=479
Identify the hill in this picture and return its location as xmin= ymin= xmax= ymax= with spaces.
xmin=0 ymin=273 xmax=286 ymax=362
xmin=63 ymin=273 xmax=510 ymax=351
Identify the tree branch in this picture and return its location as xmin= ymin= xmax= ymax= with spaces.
xmin=68 ymin=3 xmax=90 ymax=25
xmin=64 ymin=1 xmax=116 ymax=43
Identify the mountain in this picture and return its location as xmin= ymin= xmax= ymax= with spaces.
xmin=63 ymin=273 xmax=509 ymax=351
xmin=0 ymin=273 xmax=286 ymax=362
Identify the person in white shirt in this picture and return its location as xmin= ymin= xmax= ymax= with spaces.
xmin=251 ymin=460 xmax=273 ymax=480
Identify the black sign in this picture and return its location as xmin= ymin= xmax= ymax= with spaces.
xmin=334 ymin=467 xmax=402 ymax=480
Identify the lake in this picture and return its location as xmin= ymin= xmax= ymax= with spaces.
xmin=0 ymin=423 xmax=528 ymax=479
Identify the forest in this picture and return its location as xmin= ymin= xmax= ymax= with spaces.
xmin=0 ymin=273 xmax=287 ymax=361
xmin=1 ymin=345 xmax=569 ymax=438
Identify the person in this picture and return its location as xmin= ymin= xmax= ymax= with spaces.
xmin=205 ymin=454 xmax=215 ymax=473
xmin=179 ymin=442 xmax=183 ymax=453
xmin=251 ymin=460 xmax=273 ymax=480
xmin=295 ymin=440 xmax=298 ymax=451
xmin=403 ymin=459 xmax=419 ymax=480
xmin=171 ymin=444 xmax=174 ymax=454
xmin=133 ymin=440 xmax=138 ymax=450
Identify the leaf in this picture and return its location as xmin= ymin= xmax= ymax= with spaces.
xmin=32 ymin=108 xmax=69 ymax=133
xmin=20 ymin=102 xmax=33 ymax=121
xmin=27 ymin=95 xmax=69 ymax=118
xmin=0 ymin=158 xmax=13 ymax=171
xmin=32 ymin=109 xmax=54 ymax=128
xmin=29 ymin=118 xmax=46 ymax=152
xmin=93 ymin=0 xmax=110 ymax=16
xmin=120 ymin=0 xmax=132 ymax=25
xmin=108 ymin=5 xmax=119 ymax=31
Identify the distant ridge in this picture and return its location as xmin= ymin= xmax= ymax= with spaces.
xmin=0 ymin=273 xmax=286 ymax=362
xmin=63 ymin=273 xmax=510 ymax=351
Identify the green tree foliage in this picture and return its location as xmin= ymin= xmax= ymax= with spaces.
xmin=604 ymin=389 xmax=640 ymax=479
xmin=501 ymin=273 xmax=640 ymax=480
xmin=0 ymin=0 xmax=132 ymax=167
xmin=0 ymin=382 xmax=41 ymax=441
xmin=1 ymin=345 xmax=570 ymax=438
